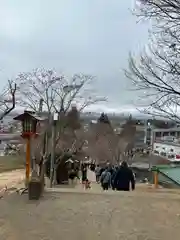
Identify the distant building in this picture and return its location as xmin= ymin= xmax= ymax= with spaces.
xmin=152 ymin=127 xmax=180 ymax=162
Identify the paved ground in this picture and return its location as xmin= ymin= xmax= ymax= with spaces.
xmin=1 ymin=170 xmax=180 ymax=239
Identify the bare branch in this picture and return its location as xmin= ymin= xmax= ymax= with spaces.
xmin=0 ymin=80 xmax=17 ymax=120
xmin=16 ymin=69 xmax=105 ymax=115
xmin=125 ymin=0 xmax=180 ymax=121
xmin=125 ymin=40 xmax=180 ymax=121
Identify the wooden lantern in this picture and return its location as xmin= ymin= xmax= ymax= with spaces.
xmin=14 ymin=110 xmax=43 ymax=138
xmin=13 ymin=110 xmax=45 ymax=183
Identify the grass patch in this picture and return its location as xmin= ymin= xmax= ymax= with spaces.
xmin=0 ymin=156 xmax=25 ymax=173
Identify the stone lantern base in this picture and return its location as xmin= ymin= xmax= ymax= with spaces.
xmin=28 ymin=179 xmax=42 ymax=200
xmin=28 ymin=170 xmax=42 ymax=200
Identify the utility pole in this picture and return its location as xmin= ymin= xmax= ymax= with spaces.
xmin=50 ymin=113 xmax=58 ymax=188
xmin=38 ymin=98 xmax=46 ymax=155
xmin=149 ymin=120 xmax=154 ymax=170
xmin=144 ymin=119 xmax=147 ymax=145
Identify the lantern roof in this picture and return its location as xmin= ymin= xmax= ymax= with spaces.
xmin=13 ymin=110 xmax=47 ymax=121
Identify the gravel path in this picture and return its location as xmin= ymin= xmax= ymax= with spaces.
xmin=0 ymin=169 xmax=25 ymax=198
xmin=0 ymin=170 xmax=180 ymax=239
xmin=0 ymin=169 xmax=24 ymax=189
xmin=0 ymin=189 xmax=180 ymax=240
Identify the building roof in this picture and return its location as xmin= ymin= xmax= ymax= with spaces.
xmin=14 ymin=111 xmax=47 ymax=121
xmin=154 ymin=140 xmax=180 ymax=147
xmin=157 ymin=166 xmax=180 ymax=186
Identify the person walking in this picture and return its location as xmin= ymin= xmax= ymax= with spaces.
xmin=99 ymin=167 xmax=105 ymax=176
xmin=81 ymin=164 xmax=87 ymax=183
xmin=113 ymin=161 xmax=135 ymax=191
xmin=68 ymin=168 xmax=79 ymax=185
xmin=95 ymin=164 xmax=101 ymax=183
xmin=111 ymin=166 xmax=119 ymax=190
xmin=100 ymin=168 xmax=111 ymax=191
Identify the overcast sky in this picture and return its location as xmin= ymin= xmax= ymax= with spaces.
xmin=0 ymin=0 xmax=149 ymax=113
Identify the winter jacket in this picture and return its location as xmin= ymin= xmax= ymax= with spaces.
xmin=100 ymin=170 xmax=111 ymax=185
xmin=95 ymin=167 xmax=101 ymax=176
xmin=113 ymin=166 xmax=135 ymax=191
xmin=111 ymin=169 xmax=118 ymax=189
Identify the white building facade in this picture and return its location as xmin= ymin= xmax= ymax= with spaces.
xmin=152 ymin=128 xmax=180 ymax=162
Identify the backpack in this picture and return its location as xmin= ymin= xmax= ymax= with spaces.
xmin=101 ymin=171 xmax=111 ymax=184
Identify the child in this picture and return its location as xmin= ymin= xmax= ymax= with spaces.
xmin=84 ymin=179 xmax=91 ymax=189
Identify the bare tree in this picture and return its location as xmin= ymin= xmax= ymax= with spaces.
xmin=135 ymin=0 xmax=180 ymax=32
xmin=16 ymin=68 xmax=106 ymax=184
xmin=135 ymin=0 xmax=180 ymax=23
xmin=135 ymin=0 xmax=180 ymax=51
xmin=31 ymin=104 xmax=91 ymax=184
xmin=16 ymin=68 xmax=105 ymax=114
xmin=16 ymin=68 xmax=105 ymax=165
xmin=88 ymin=115 xmax=136 ymax=165
xmin=125 ymin=38 xmax=180 ymax=121
xmin=0 ymin=80 xmax=17 ymax=120
xmin=124 ymin=1 xmax=180 ymax=121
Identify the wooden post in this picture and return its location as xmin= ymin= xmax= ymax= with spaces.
xmin=50 ymin=113 xmax=58 ymax=187
xmin=50 ymin=120 xmax=55 ymax=188
xmin=154 ymin=171 xmax=158 ymax=188
xmin=25 ymin=137 xmax=31 ymax=186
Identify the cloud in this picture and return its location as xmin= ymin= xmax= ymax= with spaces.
xmin=0 ymin=0 xmax=149 ymax=113
xmin=85 ymin=103 xmax=139 ymax=114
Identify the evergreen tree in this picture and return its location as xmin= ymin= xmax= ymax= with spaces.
xmin=66 ymin=106 xmax=81 ymax=129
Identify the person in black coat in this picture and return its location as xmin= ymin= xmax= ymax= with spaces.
xmin=99 ymin=167 xmax=104 ymax=177
xmin=113 ymin=161 xmax=135 ymax=191
xmin=111 ymin=166 xmax=119 ymax=190
xmin=81 ymin=164 xmax=87 ymax=182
